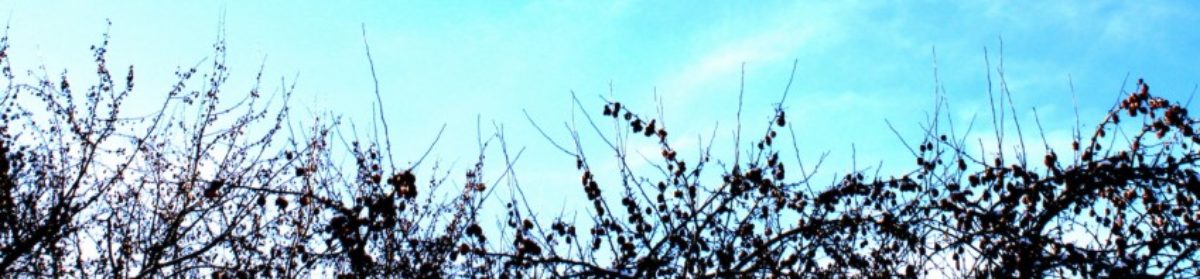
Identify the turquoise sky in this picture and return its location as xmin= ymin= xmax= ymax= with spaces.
xmin=3 ymin=1 xmax=1200 ymax=211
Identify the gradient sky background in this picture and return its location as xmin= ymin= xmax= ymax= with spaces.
xmin=3 ymin=1 xmax=1200 ymax=213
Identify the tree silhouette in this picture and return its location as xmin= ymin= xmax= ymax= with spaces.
xmin=497 ymin=62 xmax=919 ymax=277
xmin=0 ymin=22 xmax=522 ymax=277
xmin=2 ymin=23 xmax=1199 ymax=278
xmin=488 ymin=59 xmax=1200 ymax=278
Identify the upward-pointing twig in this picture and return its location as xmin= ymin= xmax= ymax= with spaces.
xmin=523 ymin=109 xmax=575 ymax=157
xmin=361 ymin=23 xmax=395 ymax=171
xmin=734 ymin=62 xmax=745 ymax=165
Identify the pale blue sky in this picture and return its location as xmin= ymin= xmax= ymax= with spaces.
xmin=3 ymin=1 xmax=1200 ymax=211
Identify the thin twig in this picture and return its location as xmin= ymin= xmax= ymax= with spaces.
xmin=778 ymin=59 xmax=798 ymax=106
xmin=995 ymin=39 xmax=1027 ymax=166
xmin=1032 ymin=108 xmax=1050 ymax=151
xmin=984 ymin=46 xmax=1002 ymax=163
xmin=570 ymin=91 xmax=616 ymax=150
xmin=1186 ymin=84 xmax=1198 ymax=108
xmin=886 ymin=119 xmax=918 ymax=159
xmin=523 ymin=109 xmax=576 ymax=156
xmin=361 ymin=24 xmax=395 ymax=171
xmin=735 ymin=62 xmax=745 ymax=165
xmin=411 ymin=123 xmax=446 ymax=169
xmin=1068 ymin=75 xmax=1081 ymax=160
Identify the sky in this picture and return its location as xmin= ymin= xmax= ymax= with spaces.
xmin=3 ymin=1 xmax=1200 ymax=215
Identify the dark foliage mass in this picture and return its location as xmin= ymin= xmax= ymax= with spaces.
xmin=1 ymin=25 xmax=1198 ymax=278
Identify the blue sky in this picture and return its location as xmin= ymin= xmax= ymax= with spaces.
xmin=3 ymin=1 xmax=1200 ymax=212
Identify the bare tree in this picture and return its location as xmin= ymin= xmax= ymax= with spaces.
xmin=493 ymin=56 xmax=1200 ymax=278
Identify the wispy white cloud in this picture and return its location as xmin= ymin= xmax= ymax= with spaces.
xmin=657 ymin=26 xmax=812 ymax=98
xmin=652 ymin=3 xmax=847 ymax=110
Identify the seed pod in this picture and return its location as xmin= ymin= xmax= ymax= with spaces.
xmin=644 ymin=120 xmax=656 ymax=137
xmin=276 ymin=196 xmax=289 ymax=209
xmin=204 ymin=179 xmax=225 ymax=198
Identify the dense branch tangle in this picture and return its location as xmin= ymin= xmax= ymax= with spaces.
xmin=3 ymin=22 xmax=1200 ymax=278
xmin=866 ymin=79 xmax=1200 ymax=278
xmin=496 ymin=63 xmax=922 ymax=277
xmin=495 ymin=73 xmax=1200 ymax=278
